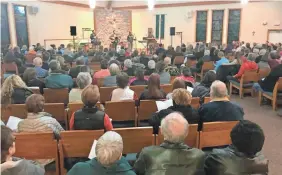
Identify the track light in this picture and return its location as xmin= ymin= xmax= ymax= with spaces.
xmin=148 ymin=0 xmax=154 ymax=11
xmin=241 ymin=0 xmax=249 ymax=5
xmin=89 ymin=0 xmax=96 ymax=9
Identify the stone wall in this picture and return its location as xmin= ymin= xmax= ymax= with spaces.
xmin=95 ymin=9 xmax=131 ymax=48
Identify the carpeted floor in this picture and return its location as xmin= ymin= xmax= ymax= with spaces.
xmin=231 ymin=95 xmax=282 ymax=175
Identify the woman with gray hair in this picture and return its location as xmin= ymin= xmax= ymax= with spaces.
xmin=255 ymin=49 xmax=270 ymax=69
xmin=145 ymin=60 xmax=156 ymax=75
xmin=67 ymin=131 xmax=136 ymax=175
xmin=123 ymin=59 xmax=134 ymax=76
xmin=69 ymin=72 xmax=92 ymax=103
xmin=103 ymin=63 xmax=120 ymax=87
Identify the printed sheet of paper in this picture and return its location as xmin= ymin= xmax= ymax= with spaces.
xmin=6 ymin=116 xmax=23 ymax=131
xmin=88 ymin=140 xmax=98 ymax=159
xmin=156 ymin=99 xmax=173 ymax=111
xmin=187 ymin=86 xmax=194 ymax=93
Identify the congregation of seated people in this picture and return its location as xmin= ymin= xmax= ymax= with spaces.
xmin=1 ymin=41 xmax=281 ymax=175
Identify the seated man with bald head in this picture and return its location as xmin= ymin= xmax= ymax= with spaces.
xmin=198 ymin=80 xmax=244 ymax=126
xmin=134 ymin=112 xmax=205 ymax=175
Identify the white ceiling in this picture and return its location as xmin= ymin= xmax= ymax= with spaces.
xmin=70 ymin=0 xmax=272 ymax=8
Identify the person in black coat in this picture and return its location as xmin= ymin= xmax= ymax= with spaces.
xmin=23 ymin=68 xmax=45 ymax=94
xmin=149 ymin=88 xmax=199 ymax=134
xmin=198 ymin=81 xmax=244 ymax=130
xmin=253 ymin=64 xmax=282 ymax=92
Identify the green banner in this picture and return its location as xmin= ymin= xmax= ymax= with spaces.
xmin=160 ymin=14 xmax=165 ymax=39
xmin=155 ymin=14 xmax=160 ymax=39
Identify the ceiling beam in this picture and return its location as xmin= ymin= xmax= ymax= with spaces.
xmin=39 ymin=0 xmax=268 ymax=10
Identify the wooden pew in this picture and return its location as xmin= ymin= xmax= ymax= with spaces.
xmin=156 ymin=124 xmax=199 ymax=148
xmin=99 ymin=86 xmax=117 ymax=103
xmin=14 ymin=132 xmax=59 ymax=175
xmin=198 ymin=121 xmax=238 ymax=149
xmin=1 ymin=103 xmax=66 ymax=124
xmin=130 ymin=85 xmax=146 ymax=98
xmin=105 ymin=101 xmax=137 ymax=127
xmin=113 ymin=127 xmax=155 ymax=153
xmin=43 ymin=88 xmax=69 ymax=104
xmin=160 ymin=84 xmax=173 ymax=94
xmin=138 ymin=100 xmax=158 ymax=125
xmin=59 ymin=130 xmax=104 ymax=175
xmin=191 ymin=97 xmax=200 ymax=109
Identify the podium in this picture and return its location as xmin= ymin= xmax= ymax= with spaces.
xmin=143 ymin=37 xmax=157 ymax=54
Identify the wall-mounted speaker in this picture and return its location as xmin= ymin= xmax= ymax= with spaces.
xmin=70 ymin=26 xmax=77 ymax=36
xmin=170 ymin=27 xmax=175 ymax=36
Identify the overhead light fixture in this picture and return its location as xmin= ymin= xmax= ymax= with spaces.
xmin=89 ymin=0 xmax=96 ymax=9
xmin=148 ymin=0 xmax=155 ymax=11
xmin=241 ymin=0 xmax=249 ymax=5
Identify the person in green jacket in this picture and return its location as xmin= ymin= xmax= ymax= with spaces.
xmin=67 ymin=131 xmax=136 ymax=175
xmin=134 ymin=112 xmax=205 ymax=175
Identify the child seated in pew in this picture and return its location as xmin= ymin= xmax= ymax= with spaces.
xmin=1 ymin=126 xmax=45 ymax=175
xmin=69 ymin=85 xmax=113 ymax=131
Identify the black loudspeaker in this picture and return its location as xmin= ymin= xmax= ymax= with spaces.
xmin=170 ymin=27 xmax=175 ymax=36
xmin=70 ymin=26 xmax=77 ymax=36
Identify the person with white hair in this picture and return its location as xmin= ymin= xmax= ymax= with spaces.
xmin=103 ymin=63 xmax=120 ymax=87
xmin=123 ymin=59 xmax=134 ymax=76
xmin=134 ymin=112 xmax=205 ymax=174
xmin=67 ymin=131 xmax=136 ymax=175
xmin=33 ymin=57 xmax=48 ymax=78
xmin=145 ymin=60 xmax=156 ymax=75
xmin=69 ymin=72 xmax=92 ymax=103
xmin=28 ymin=46 xmax=36 ymax=54
xmin=198 ymin=80 xmax=244 ymax=125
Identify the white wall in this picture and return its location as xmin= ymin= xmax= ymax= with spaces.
xmin=4 ymin=1 xmax=94 ymax=48
xmin=132 ymin=1 xmax=282 ymax=48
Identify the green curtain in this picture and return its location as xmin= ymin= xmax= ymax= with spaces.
xmin=155 ymin=14 xmax=160 ymax=39
xmin=160 ymin=14 xmax=165 ymax=39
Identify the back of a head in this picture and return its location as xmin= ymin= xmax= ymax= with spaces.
xmin=218 ymin=51 xmax=224 ymax=58
xmin=23 ymin=68 xmax=37 ymax=84
xmin=176 ymin=46 xmax=181 ymax=53
xmin=1 ymin=125 xmax=15 ymax=163
xmin=76 ymin=56 xmax=85 ymax=65
xmin=164 ymin=57 xmax=171 ymax=66
xmin=42 ymin=51 xmax=50 ymax=62
xmin=124 ymin=59 xmax=132 ymax=68
xmin=182 ymin=67 xmax=192 ymax=77
xmin=109 ymin=63 xmax=120 ymax=76
xmin=100 ymin=59 xmax=108 ymax=69
xmin=161 ymin=112 xmax=189 ymax=143
xmin=116 ymin=72 xmax=129 ymax=89
xmin=148 ymin=60 xmax=156 ymax=69
xmin=76 ymin=72 xmax=92 ymax=89
xmin=247 ymin=53 xmax=256 ymax=61
xmin=172 ymin=78 xmax=186 ymax=90
xmin=231 ymin=120 xmax=265 ymax=157
xmin=26 ymin=94 xmax=45 ymax=113
xmin=135 ymin=68 xmax=145 ymax=80
xmin=33 ymin=57 xmax=43 ymax=67
xmin=49 ymin=60 xmax=61 ymax=71
xmin=96 ymin=131 xmax=123 ymax=166
xmin=202 ymin=70 xmax=216 ymax=87
xmin=81 ymin=85 xmax=100 ymax=106
xmin=172 ymin=88 xmax=192 ymax=106
xmin=155 ymin=61 xmax=165 ymax=73
xmin=270 ymin=50 xmax=279 ymax=60
xmin=210 ymin=80 xmax=228 ymax=99
xmin=148 ymin=73 xmax=162 ymax=98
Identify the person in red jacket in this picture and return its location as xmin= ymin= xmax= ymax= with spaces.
xmin=227 ymin=54 xmax=258 ymax=83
